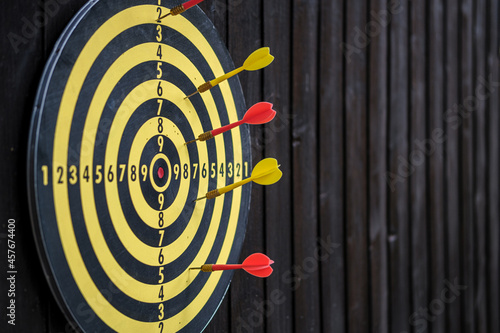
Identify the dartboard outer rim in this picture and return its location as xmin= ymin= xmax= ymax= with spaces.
xmin=26 ymin=0 xmax=251 ymax=331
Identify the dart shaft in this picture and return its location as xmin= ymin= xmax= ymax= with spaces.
xmin=218 ymin=177 xmax=253 ymax=195
xmin=183 ymin=0 xmax=204 ymax=10
xmin=197 ymin=177 xmax=252 ymax=201
xmin=209 ymin=66 xmax=244 ymax=87
xmin=212 ymin=264 xmax=244 ymax=271
xmin=211 ymin=119 xmax=245 ymax=137
xmin=199 ymin=264 xmax=270 ymax=271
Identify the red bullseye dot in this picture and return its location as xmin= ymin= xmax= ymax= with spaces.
xmin=157 ymin=167 xmax=164 ymax=179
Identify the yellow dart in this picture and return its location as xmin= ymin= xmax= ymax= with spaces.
xmin=195 ymin=158 xmax=282 ymax=201
xmin=185 ymin=47 xmax=274 ymax=99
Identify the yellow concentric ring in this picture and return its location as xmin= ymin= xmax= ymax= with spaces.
xmin=148 ymin=153 xmax=172 ymax=193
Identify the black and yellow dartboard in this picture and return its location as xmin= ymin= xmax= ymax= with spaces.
xmin=27 ymin=0 xmax=251 ymax=331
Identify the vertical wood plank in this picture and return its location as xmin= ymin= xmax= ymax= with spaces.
xmin=199 ymin=0 xmax=227 ymax=42
xmin=459 ymin=0 xmax=475 ymax=331
xmin=263 ymin=0 xmax=294 ymax=332
xmin=444 ymin=0 xmax=462 ymax=331
xmin=319 ymin=0 xmax=346 ymax=332
xmin=428 ymin=0 xmax=446 ymax=331
xmin=368 ymin=0 xmax=389 ymax=332
xmin=227 ymin=0 xmax=265 ymax=332
xmin=345 ymin=1 xmax=369 ymax=331
xmin=204 ymin=293 xmax=230 ymax=333
xmin=387 ymin=0 xmax=411 ymax=332
xmin=486 ymin=1 xmax=500 ymax=332
xmin=409 ymin=0 xmax=429 ymax=330
xmin=472 ymin=0 xmax=488 ymax=330
xmin=291 ymin=0 xmax=321 ymax=331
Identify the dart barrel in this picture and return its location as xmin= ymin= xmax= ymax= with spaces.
xmin=197 ymin=81 xmax=214 ymax=93
xmin=170 ymin=4 xmax=186 ymax=15
xmin=206 ymin=189 xmax=221 ymax=199
xmin=201 ymin=264 xmax=214 ymax=272
xmin=198 ymin=131 xmax=215 ymax=141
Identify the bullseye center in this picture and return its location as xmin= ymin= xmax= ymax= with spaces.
xmin=158 ymin=167 xmax=164 ymax=179
xmin=149 ymin=153 xmax=172 ymax=192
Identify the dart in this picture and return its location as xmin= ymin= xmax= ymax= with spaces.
xmin=157 ymin=0 xmax=205 ymax=20
xmin=185 ymin=102 xmax=276 ymax=145
xmin=195 ymin=158 xmax=282 ymax=201
xmin=190 ymin=253 xmax=274 ymax=278
xmin=185 ymin=47 xmax=274 ymax=99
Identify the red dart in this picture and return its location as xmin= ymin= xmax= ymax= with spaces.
xmin=158 ymin=0 xmax=205 ymax=20
xmin=182 ymin=0 xmax=205 ymax=10
xmin=192 ymin=253 xmax=275 ymax=278
xmin=185 ymin=102 xmax=276 ymax=145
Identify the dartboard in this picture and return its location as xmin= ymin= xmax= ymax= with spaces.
xmin=27 ymin=0 xmax=251 ymax=331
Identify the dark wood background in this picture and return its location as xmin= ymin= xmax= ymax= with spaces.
xmin=1 ymin=0 xmax=499 ymax=332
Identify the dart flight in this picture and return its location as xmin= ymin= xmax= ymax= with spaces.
xmin=191 ymin=253 xmax=274 ymax=278
xmin=185 ymin=102 xmax=276 ymax=145
xmin=185 ymin=47 xmax=274 ymax=99
xmin=157 ymin=0 xmax=205 ymax=20
xmin=195 ymin=158 xmax=282 ymax=201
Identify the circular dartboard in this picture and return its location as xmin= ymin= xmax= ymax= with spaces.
xmin=27 ymin=0 xmax=251 ymax=331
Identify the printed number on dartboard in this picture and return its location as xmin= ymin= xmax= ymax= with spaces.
xmin=41 ymin=162 xmax=249 ymax=185
xmin=155 ymin=7 xmax=168 ymax=331
xmin=170 ymin=162 xmax=249 ymax=180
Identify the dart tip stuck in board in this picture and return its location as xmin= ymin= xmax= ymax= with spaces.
xmin=27 ymin=0 xmax=257 ymax=331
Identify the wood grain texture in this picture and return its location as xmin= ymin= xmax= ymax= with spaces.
xmin=409 ymin=1 xmax=428 ymax=331
xmin=444 ymin=0 xmax=462 ymax=332
xmin=263 ymin=0 xmax=294 ymax=332
xmin=387 ymin=0 xmax=411 ymax=332
xmin=486 ymin=1 xmax=500 ymax=332
xmin=291 ymin=0 xmax=321 ymax=331
xmin=368 ymin=0 xmax=389 ymax=331
xmin=344 ymin=1 xmax=370 ymax=332
xmin=460 ymin=0 xmax=476 ymax=331
xmin=319 ymin=0 xmax=346 ymax=332
xmin=472 ymin=0 xmax=488 ymax=331
xmin=428 ymin=0 xmax=446 ymax=331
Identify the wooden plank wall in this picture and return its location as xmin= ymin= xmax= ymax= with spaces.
xmin=0 ymin=0 xmax=499 ymax=332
